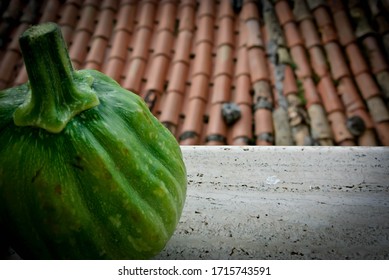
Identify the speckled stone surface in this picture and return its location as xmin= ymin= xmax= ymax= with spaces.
xmin=4 ymin=146 xmax=389 ymax=260
xmin=156 ymin=146 xmax=389 ymax=260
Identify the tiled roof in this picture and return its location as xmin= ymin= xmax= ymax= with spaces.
xmin=1 ymin=0 xmax=389 ymax=146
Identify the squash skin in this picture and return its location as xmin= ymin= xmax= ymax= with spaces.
xmin=0 ymin=70 xmax=187 ymax=259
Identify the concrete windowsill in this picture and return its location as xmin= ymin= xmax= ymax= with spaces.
xmin=156 ymin=146 xmax=389 ymax=260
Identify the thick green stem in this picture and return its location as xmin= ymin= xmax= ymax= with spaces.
xmin=13 ymin=22 xmax=99 ymax=133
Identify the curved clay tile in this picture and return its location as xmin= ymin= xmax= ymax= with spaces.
xmin=283 ymin=21 xmax=304 ymax=48
xmin=290 ymin=45 xmax=312 ymax=79
xmin=211 ymin=75 xmax=232 ymax=104
xmin=58 ymin=3 xmax=80 ymax=44
xmin=366 ymin=97 xmax=389 ymax=124
xmin=69 ymin=30 xmax=92 ymax=69
xmin=355 ymin=72 xmax=381 ymax=100
xmin=179 ymin=98 xmax=207 ymax=145
xmin=362 ymin=36 xmax=389 ymax=74
xmin=317 ymin=75 xmax=344 ymax=114
xmin=213 ymin=45 xmax=234 ymax=78
xmin=159 ymin=91 xmax=184 ymax=134
xmin=299 ymin=19 xmax=321 ymax=49
xmin=173 ymin=30 xmax=193 ymax=64
xmin=308 ymin=45 xmax=329 ymax=77
xmin=312 ymin=6 xmax=332 ymax=28
xmin=101 ymin=0 xmax=118 ymax=10
xmin=0 ymin=51 xmax=19 ymax=90
xmin=188 ymin=74 xmax=209 ymax=101
xmin=156 ymin=2 xmax=176 ymax=33
xmin=254 ymin=108 xmax=274 ymax=145
xmin=122 ymin=58 xmax=146 ymax=92
xmin=152 ymin=29 xmax=174 ymax=58
xmin=302 ymin=77 xmax=322 ymax=107
xmin=84 ymin=38 xmax=108 ymax=70
xmin=191 ymin=42 xmax=213 ymax=78
xmin=337 ymin=77 xmax=366 ymax=114
xmin=345 ymin=43 xmax=369 ymax=76
xmin=216 ymin=17 xmax=235 ymax=47
xmin=319 ymin=24 xmax=338 ymax=45
xmin=282 ymin=64 xmax=298 ymax=96
xmin=94 ymin=8 xmax=115 ymax=40
xmin=234 ymin=75 xmax=252 ymax=105
xmin=195 ymin=16 xmax=214 ymax=45
xmin=324 ymin=42 xmax=350 ymax=81
xmin=245 ymin=19 xmax=264 ymax=49
xmin=39 ymin=0 xmax=61 ymax=23
xmin=247 ymin=47 xmax=269 ymax=83
xmin=104 ymin=58 xmax=126 ymax=82
xmin=358 ymin=130 xmax=379 ymax=146
xmin=375 ymin=122 xmax=389 ymax=146
xmin=252 ymin=80 xmax=273 ymax=104
xmin=197 ymin=0 xmax=215 ymax=19
xmin=307 ymin=104 xmax=334 ymax=145
xmin=217 ymin=0 xmax=235 ymax=19
xmin=167 ymin=61 xmax=189 ymax=95
xmin=293 ymin=0 xmax=312 ymax=22
xmin=326 ymin=0 xmax=345 ymax=13
xmin=231 ymin=104 xmax=252 ymax=144
xmin=235 ymin=46 xmax=249 ymax=77
xmin=274 ymin=0 xmax=294 ymax=26
xmin=206 ymin=103 xmax=227 ymax=145
xmin=332 ymin=10 xmax=355 ymax=46
xmin=6 ymin=23 xmax=27 ymax=53
xmin=178 ymin=4 xmax=195 ymax=32
xmin=108 ymin=31 xmax=130 ymax=61
xmin=327 ymin=111 xmax=355 ymax=145
xmin=0 ymin=23 xmax=27 ymax=89
xmin=77 ymin=4 xmax=99 ymax=33
xmin=131 ymin=27 xmax=153 ymax=60
xmin=144 ymin=55 xmax=169 ymax=93
xmin=114 ymin=2 xmax=137 ymax=33
xmin=137 ymin=2 xmax=156 ymax=30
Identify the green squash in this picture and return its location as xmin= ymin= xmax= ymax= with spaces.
xmin=0 ymin=23 xmax=187 ymax=259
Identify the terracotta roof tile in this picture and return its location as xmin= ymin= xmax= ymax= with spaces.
xmin=192 ymin=42 xmax=213 ymax=77
xmin=362 ymin=36 xmax=389 ymax=74
xmin=290 ymin=45 xmax=312 ymax=78
xmin=284 ymin=21 xmax=304 ymax=48
xmin=211 ymin=74 xmax=232 ymax=104
xmin=231 ymin=103 xmax=252 ymax=144
xmin=114 ymin=3 xmax=136 ymax=33
xmin=254 ymin=108 xmax=274 ymax=145
xmin=167 ymin=61 xmax=189 ymax=95
xmin=308 ymin=45 xmax=329 ymax=77
xmin=206 ymin=103 xmax=227 ymax=145
xmin=2 ymin=0 xmax=389 ymax=146
xmin=317 ymin=75 xmax=344 ymax=114
xmin=355 ymin=72 xmax=381 ymax=100
xmin=298 ymin=19 xmax=321 ymax=48
xmin=337 ymin=77 xmax=366 ymax=113
xmin=159 ymin=90 xmax=184 ymax=133
xmin=324 ymin=42 xmax=350 ymax=80
xmin=179 ymin=97 xmax=207 ymax=145
xmin=332 ymin=10 xmax=355 ymax=46
xmin=274 ymin=0 xmax=294 ymax=26
xmin=302 ymin=77 xmax=322 ymax=107
xmin=188 ymin=74 xmax=208 ymax=101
